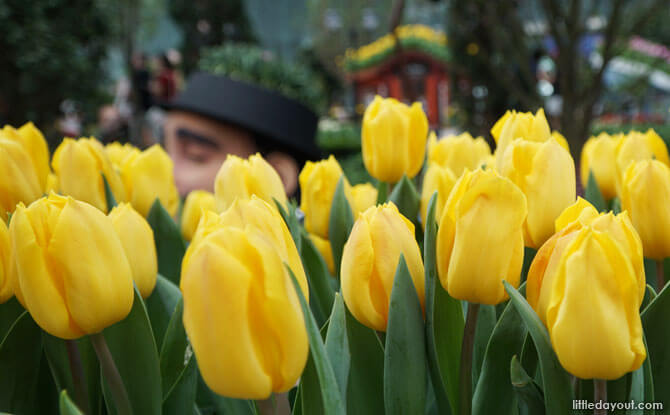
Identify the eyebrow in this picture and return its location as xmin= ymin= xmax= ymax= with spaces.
xmin=176 ymin=127 xmax=220 ymax=149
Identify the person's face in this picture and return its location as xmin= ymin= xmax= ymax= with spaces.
xmin=164 ymin=111 xmax=257 ymax=195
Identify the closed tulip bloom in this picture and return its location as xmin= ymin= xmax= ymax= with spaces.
xmin=9 ymin=194 xmax=134 ymax=339
xmin=117 ymin=144 xmax=179 ymax=217
xmin=621 ymin=159 xmax=670 ymax=260
xmin=299 ymin=155 xmax=348 ymax=239
xmin=615 ymin=129 xmax=670 ymax=196
xmin=341 ymin=202 xmax=425 ymax=331
xmin=530 ymin=198 xmax=646 ymax=326
xmin=491 ymin=109 xmax=551 ymax=170
xmin=2 ymin=123 xmax=50 ymax=190
xmin=181 ymin=205 xmax=308 ymax=398
xmin=214 ymin=153 xmax=287 ymax=213
xmin=180 ymin=190 xmax=216 ymax=241
xmin=580 ymin=133 xmax=622 ymax=200
xmin=527 ymin=225 xmax=646 ymax=380
xmin=499 ymin=138 xmax=576 ymax=248
xmin=436 ymin=168 xmax=527 ymax=304
xmin=427 ymin=131 xmax=491 ymax=176
xmin=308 ymin=233 xmax=335 ymax=274
xmin=52 ymin=138 xmax=127 ymax=212
xmin=348 ymin=183 xmax=378 ymax=217
xmin=420 ymin=163 xmax=457 ymax=227
xmin=105 ymin=142 xmax=139 ymax=167
xmin=109 ymin=203 xmax=158 ymax=298
xmin=0 ymin=218 xmax=11 ymax=303
xmin=551 ymin=130 xmax=570 ymax=153
xmin=362 ymin=96 xmax=428 ymax=183
xmin=0 ymin=133 xmax=44 ymax=221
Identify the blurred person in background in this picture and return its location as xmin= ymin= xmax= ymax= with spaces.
xmin=154 ymin=53 xmax=178 ymax=103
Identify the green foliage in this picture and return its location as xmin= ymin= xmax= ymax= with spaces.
xmin=199 ymin=43 xmax=328 ymax=114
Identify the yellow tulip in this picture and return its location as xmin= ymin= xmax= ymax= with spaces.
xmin=348 ymin=183 xmax=378 ymax=217
xmin=0 ymin=133 xmax=44 ymax=221
xmin=105 ymin=142 xmax=139 ymax=167
xmin=436 ymin=168 xmax=527 ymax=304
xmin=299 ymin=155 xmax=348 ymax=239
xmin=580 ymin=133 xmax=622 ymax=200
xmin=340 ymin=202 xmax=425 ymax=331
xmin=308 ymin=233 xmax=335 ymax=274
xmin=214 ymin=153 xmax=287 ymax=213
xmin=0 ymin=218 xmax=11 ymax=303
xmin=109 ymin=203 xmax=158 ymax=298
xmin=420 ymin=163 xmax=457 ymax=228
xmin=117 ymin=144 xmax=179 ymax=217
xmin=491 ymin=109 xmax=551 ymax=170
xmin=51 ymin=138 xmax=127 ymax=213
xmin=427 ymin=131 xmax=491 ymax=176
xmin=527 ymin=224 xmax=646 ymax=380
xmin=45 ymin=173 xmax=58 ymax=193
xmin=9 ymin=194 xmax=134 ymax=339
xmin=181 ymin=199 xmax=308 ymax=399
xmin=180 ymin=190 xmax=216 ymax=241
xmin=499 ymin=138 xmax=576 ymax=248
xmin=2 ymin=122 xmax=50 ymax=190
xmin=362 ymin=96 xmax=429 ymax=183
xmin=621 ymin=159 xmax=670 ymax=260
xmin=615 ymin=129 xmax=670 ymax=196
xmin=551 ymin=130 xmax=570 ymax=153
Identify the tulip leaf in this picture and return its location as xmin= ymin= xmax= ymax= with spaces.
xmin=503 ymin=281 xmax=573 ymax=415
xmin=472 ymin=301 xmax=527 ymax=415
xmin=328 ymin=177 xmax=354 ymax=277
xmin=584 ymin=170 xmax=607 ymax=212
xmin=146 ymin=274 xmax=182 ymax=349
xmin=101 ymin=288 xmax=162 ymax=415
xmin=0 ymin=311 xmax=43 ymax=415
xmin=0 ymin=298 xmax=24 ymax=343
xmin=287 ymin=266 xmax=346 ymax=415
xmin=472 ymin=305 xmax=497 ymax=389
xmin=510 ymin=355 xmax=545 ymax=415
xmin=59 ymin=390 xmax=84 ymax=415
xmin=163 ymin=355 xmax=198 ymax=415
xmin=195 ymin=375 xmax=255 ymax=415
xmin=102 ymin=174 xmax=118 ymax=211
xmin=388 ymin=175 xmax=421 ymax=225
xmin=159 ymin=298 xmax=189 ymax=398
xmin=147 ymin=199 xmax=187 ymax=285
xmin=641 ymin=284 xmax=657 ymax=312
xmin=299 ymin=230 xmax=336 ymax=327
xmin=610 ymin=197 xmax=622 ymax=214
xmin=324 ymin=294 xmax=350 ymax=403
xmin=274 ymin=199 xmax=303 ymax=253
xmin=641 ymin=282 xmax=670 ymax=407
xmin=424 ymin=193 xmax=462 ymax=414
xmin=344 ymin=306 xmax=385 ymax=414
xmin=384 ymin=256 xmax=426 ymax=415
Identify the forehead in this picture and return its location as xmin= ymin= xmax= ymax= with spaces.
xmin=165 ymin=111 xmax=253 ymax=143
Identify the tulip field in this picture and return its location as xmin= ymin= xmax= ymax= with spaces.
xmin=1 ymin=97 xmax=670 ymax=415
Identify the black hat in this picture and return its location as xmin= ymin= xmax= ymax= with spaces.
xmin=162 ymin=72 xmax=320 ymax=159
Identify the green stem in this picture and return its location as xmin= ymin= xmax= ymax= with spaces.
xmin=255 ymin=393 xmax=290 ymax=415
xmin=657 ymin=260 xmax=665 ymax=291
xmin=376 ymin=181 xmax=390 ymax=204
xmin=459 ymin=302 xmax=479 ymax=415
xmin=593 ymin=379 xmax=607 ymax=415
xmin=65 ymin=340 xmax=90 ymax=415
xmin=90 ymin=333 xmax=132 ymax=415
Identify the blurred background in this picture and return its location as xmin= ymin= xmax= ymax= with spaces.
xmin=1 ymin=0 xmax=669 ymax=181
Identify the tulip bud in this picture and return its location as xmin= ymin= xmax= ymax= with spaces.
xmin=181 ymin=199 xmax=308 ymax=399
xmin=52 ymin=138 xmax=127 ymax=212
xmin=420 ymin=163 xmax=457 ymax=228
xmin=109 ymin=203 xmax=158 ymax=298
xmin=348 ymin=183 xmax=378 ymax=217
xmin=0 ymin=218 xmax=12 ymax=303
xmin=3 ymin=122 xmax=51 ymax=190
xmin=580 ymin=133 xmax=622 ymax=200
xmin=615 ymin=129 xmax=670 ymax=196
xmin=499 ymin=138 xmax=576 ymax=248
xmin=9 ymin=194 xmax=134 ymax=339
xmin=0 ymin=131 xmax=44 ymax=221
xmin=180 ymin=190 xmax=216 ymax=241
xmin=299 ymin=155 xmax=349 ymax=239
xmin=527 ymin=224 xmax=646 ymax=380
xmin=491 ymin=109 xmax=551 ymax=171
xmin=340 ymin=202 xmax=425 ymax=331
xmin=551 ymin=130 xmax=570 ymax=153
xmin=362 ymin=96 xmax=428 ymax=183
xmin=105 ymin=142 xmax=139 ymax=168
xmin=116 ymin=144 xmax=180 ymax=217
xmin=621 ymin=159 xmax=670 ymax=260
xmin=214 ymin=153 xmax=287 ymax=213
xmin=308 ymin=233 xmax=335 ymax=274
xmin=427 ymin=131 xmax=491 ymax=176
xmin=436 ymin=168 xmax=527 ymax=304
